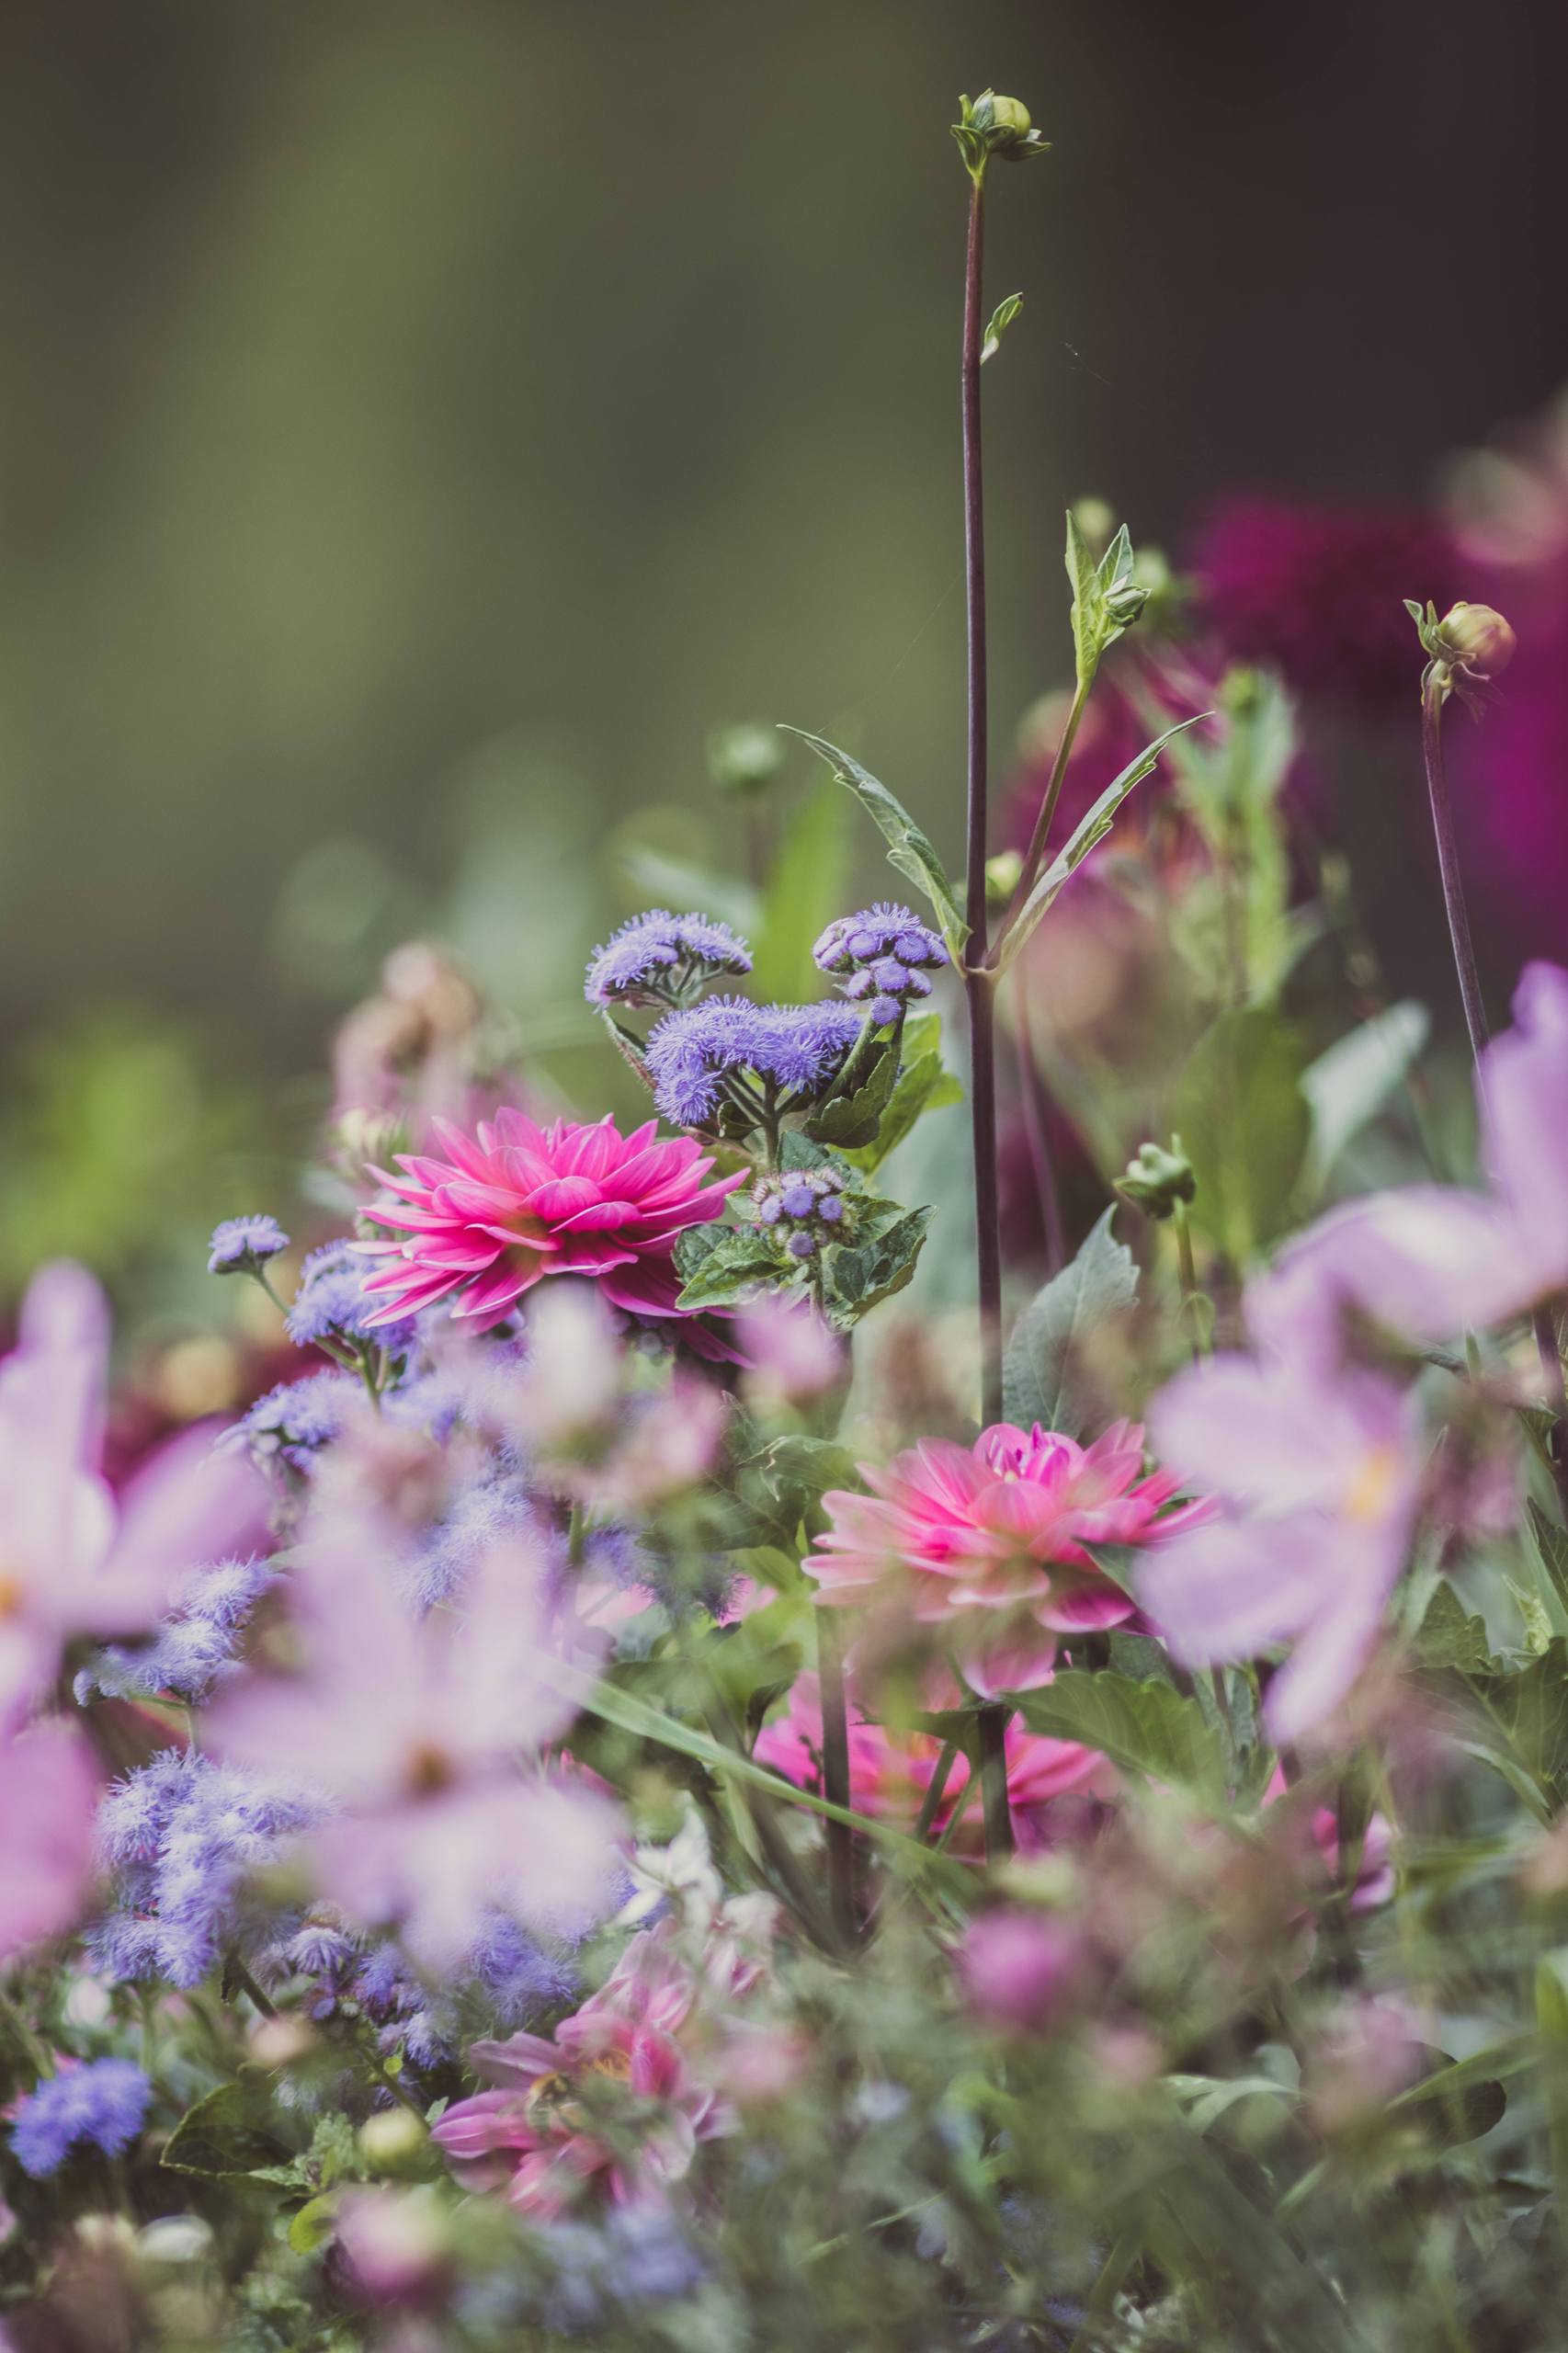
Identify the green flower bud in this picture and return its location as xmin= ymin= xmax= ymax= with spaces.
xmin=708 ymin=722 xmax=784 ymax=797
xmin=1435 ymin=601 xmax=1516 ymax=679
xmin=1115 ymin=1140 xmax=1197 ymax=1222
xmin=358 ymin=2106 xmax=427 ymax=2173
xmin=952 ymin=90 xmax=1051 ymax=177
xmin=985 ymin=848 xmax=1023 ymax=905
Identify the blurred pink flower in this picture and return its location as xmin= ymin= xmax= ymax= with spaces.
xmin=755 ymin=1670 xmax=1111 ymax=1851
xmin=1246 ymin=961 xmax=1568 ymax=1371
xmin=0 ymin=1722 xmax=100 ymax=1961
xmin=1141 ymin=1358 xmax=1421 ymax=1744
xmin=0 ymin=1262 xmax=263 ymax=1729
xmin=736 ymin=1295 xmax=843 ymax=1413
xmin=805 ymin=1420 xmax=1199 ymax=1698
xmin=957 ymin=1908 xmax=1085 ymax=2033
xmin=357 ymin=1111 xmax=745 ymax=1333
xmin=209 ymin=1516 xmax=619 ymax=1970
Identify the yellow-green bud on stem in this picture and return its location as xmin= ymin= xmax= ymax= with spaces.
xmin=1435 ymin=601 xmax=1516 ymax=679
xmin=952 ymin=89 xmax=1050 ymax=178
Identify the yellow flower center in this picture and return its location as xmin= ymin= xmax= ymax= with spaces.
xmin=1343 ymin=1444 xmax=1400 ymax=1528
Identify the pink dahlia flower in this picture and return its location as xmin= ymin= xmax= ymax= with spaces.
xmin=755 ymin=1671 xmax=1112 ymax=1852
xmin=805 ymin=1420 xmax=1201 ymax=1698
xmin=356 ymin=1111 xmax=744 ymax=1334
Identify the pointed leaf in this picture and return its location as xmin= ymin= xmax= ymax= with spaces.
xmin=981 ymin=291 xmax=1023 ymax=364
xmin=994 ymin=719 xmax=1204 ymax=976
xmin=784 ymin=729 xmax=969 ymax=961
xmin=1014 ymin=1670 xmax=1227 ymax=1798
xmin=1301 ymin=1000 xmax=1429 ymax=1186
xmin=1002 ymin=1207 xmax=1137 ymax=1437
xmin=1170 ymin=1007 xmax=1311 ymax=1261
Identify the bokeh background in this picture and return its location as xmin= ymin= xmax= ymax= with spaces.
xmin=1 ymin=0 xmax=1564 ymax=1307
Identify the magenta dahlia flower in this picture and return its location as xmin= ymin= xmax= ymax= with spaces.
xmin=805 ymin=1420 xmax=1201 ymax=1698
xmin=356 ymin=1110 xmax=745 ymax=1333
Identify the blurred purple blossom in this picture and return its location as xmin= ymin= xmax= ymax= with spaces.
xmin=8 ymin=2059 xmax=151 ymax=2178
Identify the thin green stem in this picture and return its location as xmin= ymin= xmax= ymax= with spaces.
xmin=1421 ymin=674 xmax=1568 ymax=1526
xmin=996 ymin=672 xmax=1092 ymax=953
xmin=912 ymin=1739 xmax=960 ymax=1846
xmin=977 ymin=1699 xmax=1014 ymax=1860
xmin=960 ymin=167 xmax=1003 ymax=1427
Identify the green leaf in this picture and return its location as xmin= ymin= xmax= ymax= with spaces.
xmin=1537 ymin=1950 xmax=1568 ymax=2216
xmin=1472 ymin=1637 xmax=1568 ymax=1811
xmin=980 ymin=291 xmax=1023 ymax=364
xmin=783 ymin=730 xmax=968 ymax=961
xmin=1301 ymin=1000 xmax=1429 ymax=1186
xmin=287 ymin=2193 xmax=339 ymax=2256
xmin=673 ymin=1224 xmax=781 ymax=1312
xmin=1415 ymin=1580 xmax=1501 ymax=1675
xmin=750 ymin=773 xmax=850 ymax=1002
xmin=1170 ymin=1006 xmax=1310 ymax=1261
xmin=1013 ymin=1669 xmax=1227 ymax=1798
xmin=1002 ymin=1207 xmax=1137 ymax=1438
xmin=804 ymin=1040 xmax=900 ymax=1149
xmin=1396 ymin=2047 xmax=1508 ymax=2149
xmin=824 ymin=1202 xmax=932 ymax=1328
xmin=1064 ymin=515 xmax=1148 ymax=687
xmin=162 ymin=2080 xmax=296 ymax=2181
xmin=994 ymin=719 xmax=1204 ymax=976
xmin=844 ymin=1012 xmax=962 ymax=1175
xmin=1528 ymin=1502 xmax=1568 ymax=1625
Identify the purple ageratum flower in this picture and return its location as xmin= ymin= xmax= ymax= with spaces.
xmin=229 ymin=1370 xmax=360 ymax=1471
xmin=813 ymin=904 xmax=948 ymax=1029
xmin=1245 ymin=961 xmax=1568 ymax=1374
xmin=643 ymin=996 xmax=863 ymax=1126
xmin=74 ymin=1555 xmax=278 ymax=1706
xmin=209 ymin=1214 xmax=290 ymax=1275
xmin=9 ymin=2059 xmax=152 ymax=2178
xmin=287 ymin=1241 xmax=417 ymax=1353
xmin=585 ymin=910 xmax=752 ymax=1009
xmin=1139 ymin=1356 xmax=1421 ymax=1744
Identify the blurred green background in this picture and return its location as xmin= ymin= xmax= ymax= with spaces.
xmin=0 ymin=0 xmax=1562 ymax=1300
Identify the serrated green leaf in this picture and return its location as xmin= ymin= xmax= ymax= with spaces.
xmin=1301 ymin=1000 xmax=1429 ymax=1186
xmin=1528 ymin=1502 xmax=1568 ymax=1626
xmin=750 ymin=773 xmax=850 ymax=1002
xmin=673 ymin=1223 xmax=782 ymax=1311
xmin=162 ymin=2080 xmax=296 ymax=2180
xmin=824 ymin=1204 xmax=932 ymax=1328
xmin=844 ymin=1014 xmax=962 ymax=1176
xmin=1002 ymin=1207 xmax=1137 ymax=1438
xmin=994 ymin=719 xmax=1203 ymax=977
xmin=1415 ymin=1580 xmax=1501 ymax=1674
xmin=1472 ymin=1637 xmax=1568 ymax=1811
xmin=805 ymin=1040 xmax=900 ymax=1149
xmin=1014 ymin=1670 xmax=1227 ymax=1798
xmin=1171 ymin=1006 xmax=1310 ymax=1261
xmin=783 ymin=730 xmax=969 ymax=961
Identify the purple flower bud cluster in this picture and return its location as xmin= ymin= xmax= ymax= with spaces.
xmin=229 ymin=1370 xmax=360 ymax=1472
xmin=751 ymin=1165 xmax=848 ymax=1259
xmin=535 ymin=2206 xmax=708 ymax=2330
xmin=287 ymin=1240 xmax=417 ymax=1353
xmin=74 ymin=1555 xmax=277 ymax=1706
xmin=9 ymin=2059 xmax=152 ymax=2178
xmin=403 ymin=1469 xmax=545 ymax=1613
xmin=643 ymin=997 xmax=863 ymax=1127
xmin=585 ymin=910 xmax=752 ymax=1008
xmin=208 ymin=1213 xmax=290 ymax=1275
xmin=90 ymin=1751 xmax=319 ymax=1991
xmin=813 ymin=902 xmax=948 ymax=1026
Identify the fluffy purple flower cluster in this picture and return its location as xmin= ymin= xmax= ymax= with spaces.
xmin=91 ymin=1750 xmax=319 ymax=1990
xmin=208 ymin=1213 xmax=290 ymax=1275
xmin=585 ymin=910 xmax=753 ymax=1008
xmin=230 ymin=1370 xmax=359 ymax=1472
xmin=9 ymin=2059 xmax=151 ymax=2178
xmin=74 ymin=1556 xmax=277 ymax=1706
xmin=751 ymin=1165 xmax=848 ymax=1259
xmin=813 ymin=903 xmax=949 ymax=1027
xmin=288 ymin=1240 xmax=417 ymax=1353
xmin=644 ymin=996 xmax=863 ymax=1126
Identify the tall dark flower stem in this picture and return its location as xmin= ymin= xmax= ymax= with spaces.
xmin=1421 ymin=673 xmax=1568 ymax=1527
xmin=959 ymin=161 xmax=1015 ymax=1860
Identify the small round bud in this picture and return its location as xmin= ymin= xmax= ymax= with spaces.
xmin=358 ymin=2105 xmax=427 ymax=2173
xmin=707 ymin=722 xmax=784 ymax=797
xmin=985 ymin=94 xmax=1032 ymax=141
xmin=985 ymin=849 xmax=1023 ymax=905
xmin=1436 ymin=601 xmax=1516 ymax=679
xmin=1115 ymin=1140 xmax=1197 ymax=1222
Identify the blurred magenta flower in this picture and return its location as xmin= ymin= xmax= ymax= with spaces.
xmin=0 ymin=1722 xmax=100 ymax=1962
xmin=357 ymin=1112 xmax=744 ymax=1333
xmin=0 ymin=1262 xmax=264 ymax=1728
xmin=1193 ymin=494 xmax=1462 ymax=705
xmin=805 ymin=1420 xmax=1199 ymax=1698
xmin=1246 ymin=961 xmax=1568 ymax=1370
xmin=957 ymin=1908 xmax=1085 ymax=2033
xmin=1142 ymin=1358 xmax=1421 ymax=1743
xmin=209 ymin=1516 xmax=620 ymax=1970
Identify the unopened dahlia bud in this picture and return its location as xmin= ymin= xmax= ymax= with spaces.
xmin=708 ymin=721 xmax=783 ymax=797
xmin=952 ymin=89 xmax=1050 ymax=176
xmin=1115 ymin=1139 xmax=1197 ymax=1222
xmin=1435 ymin=600 xmax=1516 ymax=679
